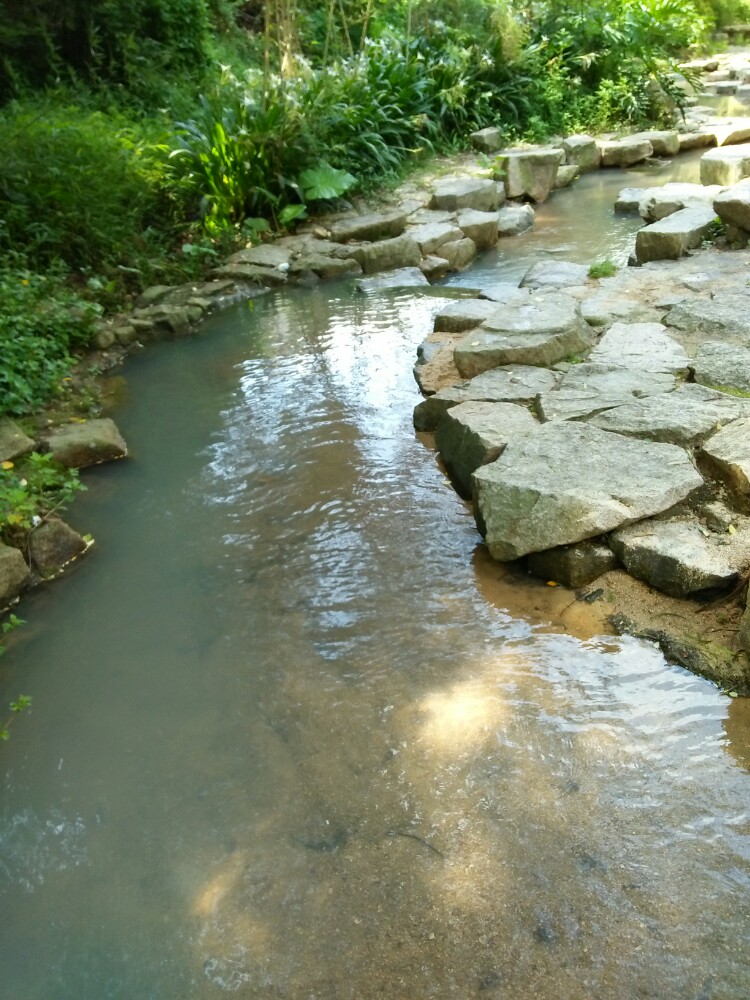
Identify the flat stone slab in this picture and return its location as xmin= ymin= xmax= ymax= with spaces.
xmin=456 ymin=209 xmax=500 ymax=250
xmin=692 ymin=341 xmax=750 ymax=392
xmin=454 ymin=293 xmax=594 ymax=377
xmin=635 ymin=205 xmax=716 ymax=263
xmin=677 ymin=129 xmax=717 ymax=152
xmin=537 ymin=363 xmax=676 ymax=421
xmin=497 ymin=204 xmax=535 ymax=236
xmin=714 ymin=179 xmax=750 ymax=230
xmin=666 ymin=294 xmax=750 ymax=341
xmin=0 ymin=543 xmax=30 ymax=608
xmin=588 ymin=383 xmax=750 ymax=445
xmin=470 ymin=127 xmax=504 ymax=153
xmin=473 ymin=422 xmax=703 ymax=560
xmin=580 ymin=289 xmax=652 ymax=326
xmin=28 ymin=517 xmax=88 ymax=578
xmin=413 ymin=365 xmax=559 ymax=431
xmin=615 ymin=187 xmax=648 ymax=213
xmin=355 ymin=267 xmax=428 ymax=292
xmin=439 ymin=237 xmax=477 ymax=271
xmin=520 ymin=260 xmax=589 ymax=289
xmin=434 ymin=299 xmax=499 ymax=332
xmin=561 ymin=134 xmax=600 ymax=172
xmin=226 ymin=244 xmax=291 ymax=268
xmin=478 ymin=285 xmax=531 ymax=304
xmin=610 ymin=516 xmax=750 ymax=596
xmin=627 ymin=130 xmax=680 ymax=156
xmin=588 ymin=322 xmax=690 ymax=374
xmin=41 ymin=418 xmax=128 ymax=469
xmin=637 ymin=182 xmax=726 ymax=221
xmin=494 ymin=147 xmax=564 ymax=202
xmin=349 ymin=234 xmax=421 ymax=274
xmin=555 ymin=164 xmax=580 ymax=189
xmin=289 ymin=254 xmax=361 ymax=279
xmin=0 ymin=418 xmax=35 ymax=462
xmin=528 ymin=540 xmax=618 ymax=587
xmin=329 ymin=211 xmax=406 ymax=243
xmin=430 ymin=177 xmax=500 ymax=213
xmin=435 ymin=401 xmax=539 ymax=497
xmin=407 ymin=221 xmax=463 ymax=255
xmin=701 ymin=417 xmax=750 ymax=494
xmin=711 ymin=117 xmax=750 ymax=146
xmin=598 ymin=138 xmax=653 ymax=167
xmin=700 ymin=143 xmax=750 ymax=185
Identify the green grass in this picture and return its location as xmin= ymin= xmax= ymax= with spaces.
xmin=588 ymin=259 xmax=618 ymax=279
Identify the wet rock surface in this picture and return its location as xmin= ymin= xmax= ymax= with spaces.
xmin=41 ymin=419 xmax=128 ymax=469
xmin=0 ymin=544 xmax=31 ymax=608
xmin=28 ymin=518 xmax=88 ymax=579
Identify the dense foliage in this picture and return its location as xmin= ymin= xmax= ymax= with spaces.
xmin=0 ymin=0 xmax=734 ymax=417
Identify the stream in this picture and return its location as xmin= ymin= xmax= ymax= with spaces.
xmin=1 ymin=152 xmax=750 ymax=999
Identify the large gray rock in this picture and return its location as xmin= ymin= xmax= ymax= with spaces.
xmin=528 ymin=540 xmax=618 ymax=587
xmin=456 ymin=209 xmax=500 ymax=250
xmin=692 ymin=341 xmax=750 ymax=392
xmin=28 ymin=517 xmax=88 ymax=578
xmin=627 ymin=130 xmax=680 ymax=156
xmin=521 ymin=261 xmax=589 ymax=289
xmin=419 ymin=255 xmax=450 ymax=281
xmin=615 ymin=186 xmax=648 ymax=212
xmin=537 ymin=363 xmax=676 ymax=422
xmin=588 ymin=383 xmax=750 ymax=445
xmin=289 ymin=254 xmax=361 ymax=279
xmin=610 ymin=516 xmax=750 ymax=597
xmin=0 ymin=544 xmax=30 ymax=608
xmin=678 ymin=129 xmax=717 ymax=152
xmin=435 ymin=401 xmax=539 ymax=497
xmin=413 ymin=366 xmax=559 ymax=431
xmin=701 ymin=417 xmax=750 ymax=494
xmin=430 ymin=177 xmax=500 ymax=213
xmin=434 ymin=299 xmax=499 ymax=333
xmin=0 ymin=418 xmax=35 ymax=462
xmin=638 ymin=182 xmax=725 ymax=222
xmin=580 ymin=289 xmax=652 ymax=326
xmin=497 ymin=204 xmax=535 ymax=236
xmin=329 ymin=211 xmax=406 ymax=243
xmin=714 ymin=179 xmax=750 ymax=230
xmin=700 ymin=143 xmax=750 ymax=185
xmin=470 ymin=127 xmax=504 ymax=153
xmin=473 ymin=423 xmax=703 ymax=560
xmin=494 ymin=148 xmax=564 ymax=202
xmin=561 ymin=134 xmax=601 ymax=172
xmin=41 ymin=418 xmax=128 ymax=469
xmin=588 ymin=322 xmax=690 ymax=374
xmin=407 ymin=221 xmax=463 ymax=255
xmin=453 ymin=293 xmax=594 ymax=377
xmin=355 ymin=267 xmax=428 ymax=292
xmin=666 ymin=294 xmax=750 ymax=340
xmin=598 ymin=138 xmax=653 ymax=167
xmin=349 ymin=234 xmax=421 ymax=274
xmin=438 ymin=237 xmax=477 ymax=271
xmin=635 ymin=205 xmax=717 ymax=263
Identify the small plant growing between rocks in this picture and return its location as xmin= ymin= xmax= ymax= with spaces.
xmin=0 ymin=615 xmax=30 ymax=742
xmin=0 ymin=454 xmax=85 ymax=546
xmin=588 ymin=259 xmax=618 ymax=278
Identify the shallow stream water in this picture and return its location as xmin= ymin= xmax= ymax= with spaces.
xmin=1 ymin=153 xmax=750 ymax=999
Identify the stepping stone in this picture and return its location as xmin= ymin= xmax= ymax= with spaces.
xmin=537 ymin=363 xmax=676 ymax=422
xmin=714 ymin=179 xmax=750 ymax=230
xmin=580 ymin=290 xmax=651 ymax=326
xmin=0 ymin=418 xmax=35 ymax=462
xmin=637 ymin=182 xmax=726 ymax=222
xmin=692 ymin=341 xmax=750 ymax=392
xmin=355 ymin=267 xmax=428 ymax=292
xmin=677 ymin=129 xmax=717 ymax=152
xmin=470 ymin=127 xmax=504 ymax=153
xmin=598 ymin=137 xmax=653 ymax=167
xmin=434 ymin=299 xmax=499 ymax=333
xmin=520 ymin=261 xmax=589 ymax=289
xmin=430 ymin=177 xmax=500 ymax=212
xmin=494 ymin=147 xmax=565 ymax=202
xmin=588 ymin=322 xmax=690 ymax=374
xmin=667 ymin=294 xmax=750 ymax=340
xmin=479 ymin=285 xmax=531 ymax=304
xmin=349 ymin=234 xmax=421 ymax=274
xmin=419 ymin=255 xmax=450 ymax=281
xmin=0 ymin=544 xmax=30 ymax=608
xmin=439 ymin=237 xmax=477 ymax=271
xmin=627 ymin=130 xmax=680 ymax=156
xmin=615 ymin=186 xmax=648 ymax=212
xmin=555 ymin=164 xmax=580 ymax=188
xmin=497 ymin=204 xmax=535 ymax=236
xmin=41 ymin=418 xmax=128 ymax=469
xmin=407 ymin=221 xmax=463 ymax=255
xmin=587 ymin=383 xmax=750 ymax=445
xmin=413 ymin=365 xmax=559 ymax=431
xmin=435 ymin=401 xmax=539 ymax=497
xmin=226 ymin=244 xmax=291 ymax=268
xmin=711 ymin=117 xmax=750 ymax=146
xmin=329 ymin=211 xmax=406 ymax=243
xmin=700 ymin=143 xmax=750 ymax=185
xmin=456 ymin=209 xmax=500 ymax=250
xmin=635 ymin=205 xmax=716 ymax=263
xmin=561 ymin=134 xmax=600 ymax=172
xmin=701 ymin=417 xmax=750 ymax=494
xmin=610 ymin=515 xmax=750 ymax=597
xmin=473 ymin=423 xmax=703 ymax=560
xmin=289 ymin=254 xmax=361 ymax=279
xmin=528 ymin=540 xmax=617 ymax=588
xmin=453 ymin=293 xmax=594 ymax=377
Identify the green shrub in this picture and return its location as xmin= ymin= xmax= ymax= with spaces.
xmin=0 ymin=453 xmax=85 ymax=541
xmin=588 ymin=259 xmax=618 ymax=278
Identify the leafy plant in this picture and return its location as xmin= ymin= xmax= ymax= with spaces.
xmin=588 ymin=259 xmax=618 ymax=278
xmin=299 ymin=162 xmax=356 ymax=201
xmin=0 ymin=453 xmax=85 ymax=542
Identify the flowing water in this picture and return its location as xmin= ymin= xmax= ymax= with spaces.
xmin=1 ymin=154 xmax=750 ymax=1000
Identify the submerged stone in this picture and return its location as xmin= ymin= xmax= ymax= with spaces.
xmin=473 ymin=423 xmax=702 ymax=561
xmin=527 ymin=540 xmax=618 ymax=588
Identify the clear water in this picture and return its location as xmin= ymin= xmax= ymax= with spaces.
xmin=1 ymin=153 xmax=749 ymax=1000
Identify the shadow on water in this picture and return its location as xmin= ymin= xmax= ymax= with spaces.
xmin=0 ymin=152 xmax=748 ymax=999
